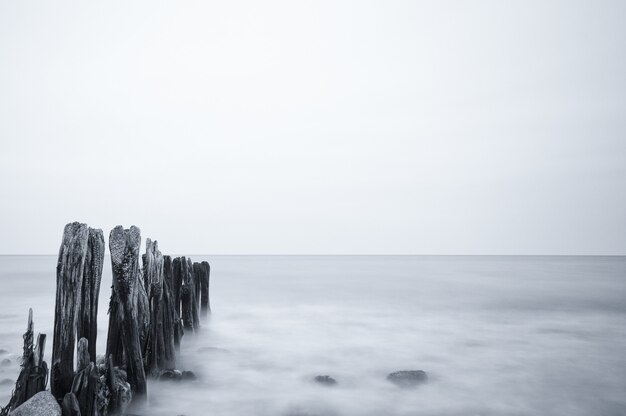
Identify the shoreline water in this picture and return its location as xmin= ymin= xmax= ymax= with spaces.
xmin=1 ymin=255 xmax=625 ymax=415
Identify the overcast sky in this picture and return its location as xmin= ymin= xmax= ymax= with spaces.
xmin=0 ymin=0 xmax=625 ymax=255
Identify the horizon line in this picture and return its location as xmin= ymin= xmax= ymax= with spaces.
xmin=0 ymin=253 xmax=624 ymax=257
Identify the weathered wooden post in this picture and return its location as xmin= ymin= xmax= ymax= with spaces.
xmin=137 ymin=275 xmax=151 ymax=360
xmin=105 ymin=292 xmax=123 ymax=366
xmin=196 ymin=261 xmax=211 ymax=316
xmin=52 ymin=222 xmax=89 ymax=401
xmin=163 ymin=255 xmax=173 ymax=297
xmin=179 ymin=257 xmax=198 ymax=333
xmin=161 ymin=255 xmax=178 ymax=368
xmin=108 ymin=225 xmax=147 ymax=402
xmin=32 ymin=333 xmax=47 ymax=395
xmin=70 ymin=338 xmax=101 ymax=416
xmin=105 ymin=354 xmax=131 ymax=415
xmin=77 ymin=228 xmax=105 ymax=364
xmin=62 ymin=392 xmax=81 ymax=416
xmin=144 ymin=239 xmax=166 ymax=376
xmin=192 ymin=262 xmax=201 ymax=308
xmin=180 ymin=285 xmax=194 ymax=332
xmin=0 ymin=309 xmax=48 ymax=415
xmin=171 ymin=257 xmax=184 ymax=348
xmin=171 ymin=257 xmax=183 ymax=315
xmin=187 ymin=257 xmax=200 ymax=331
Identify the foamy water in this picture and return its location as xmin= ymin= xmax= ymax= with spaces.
xmin=1 ymin=256 xmax=625 ymax=415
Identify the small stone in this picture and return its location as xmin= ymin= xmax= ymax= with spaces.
xmin=159 ymin=369 xmax=183 ymax=381
xmin=182 ymin=371 xmax=197 ymax=381
xmin=386 ymin=370 xmax=428 ymax=387
xmin=0 ymin=349 xmax=8 ymax=355
xmin=313 ymin=375 xmax=337 ymax=386
xmin=10 ymin=391 xmax=61 ymax=416
xmin=0 ymin=358 xmax=10 ymax=367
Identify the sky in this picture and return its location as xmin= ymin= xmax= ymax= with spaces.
xmin=0 ymin=0 xmax=625 ymax=255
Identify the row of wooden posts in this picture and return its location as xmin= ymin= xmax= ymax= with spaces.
xmin=1 ymin=222 xmax=211 ymax=415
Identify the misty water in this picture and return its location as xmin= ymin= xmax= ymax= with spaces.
xmin=0 ymin=255 xmax=625 ymax=416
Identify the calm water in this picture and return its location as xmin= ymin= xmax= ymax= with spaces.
xmin=0 ymin=255 xmax=625 ymax=415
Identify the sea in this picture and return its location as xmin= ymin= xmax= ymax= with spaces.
xmin=0 ymin=255 xmax=625 ymax=416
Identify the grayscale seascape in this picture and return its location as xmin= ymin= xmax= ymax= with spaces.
xmin=2 ymin=1 xmax=625 ymax=415
xmin=1 ymin=255 xmax=624 ymax=416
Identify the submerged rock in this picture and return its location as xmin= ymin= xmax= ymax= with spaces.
xmin=182 ymin=371 xmax=197 ymax=381
xmin=9 ymin=391 xmax=61 ymax=416
xmin=0 ymin=358 xmax=10 ymax=367
xmin=159 ymin=369 xmax=183 ymax=381
xmin=313 ymin=375 xmax=337 ymax=386
xmin=0 ymin=378 xmax=13 ymax=386
xmin=386 ymin=370 xmax=428 ymax=387
xmin=0 ymin=349 xmax=8 ymax=355
xmin=159 ymin=369 xmax=197 ymax=382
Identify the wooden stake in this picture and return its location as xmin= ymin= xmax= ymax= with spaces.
xmin=0 ymin=309 xmax=48 ymax=415
xmin=108 ymin=225 xmax=147 ymax=402
xmin=52 ymin=222 xmax=89 ymax=401
xmin=77 ymin=228 xmax=104 ymax=364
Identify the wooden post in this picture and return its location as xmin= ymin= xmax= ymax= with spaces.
xmin=105 ymin=354 xmax=131 ymax=415
xmin=62 ymin=392 xmax=81 ymax=416
xmin=136 ymin=274 xmax=151 ymax=361
xmin=31 ymin=333 xmax=47 ymax=397
xmin=200 ymin=261 xmax=211 ymax=316
xmin=144 ymin=239 xmax=166 ymax=376
xmin=171 ymin=257 xmax=184 ymax=348
xmin=108 ymin=225 xmax=147 ymax=402
xmin=179 ymin=257 xmax=197 ymax=333
xmin=105 ymin=291 xmax=123 ymax=367
xmin=70 ymin=338 xmax=99 ymax=416
xmin=180 ymin=284 xmax=194 ymax=333
xmin=171 ymin=257 xmax=183 ymax=317
xmin=163 ymin=255 xmax=173 ymax=292
xmin=77 ymin=228 xmax=104 ymax=364
xmin=0 ymin=309 xmax=48 ymax=415
xmin=161 ymin=255 xmax=177 ymax=368
xmin=187 ymin=257 xmax=200 ymax=331
xmin=142 ymin=253 xmax=149 ymax=295
xmin=193 ymin=261 xmax=211 ymax=317
xmin=105 ymin=356 xmax=118 ymax=413
xmin=192 ymin=262 xmax=201 ymax=308
xmin=52 ymin=222 xmax=89 ymax=401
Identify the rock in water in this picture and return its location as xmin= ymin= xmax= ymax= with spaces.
xmin=313 ymin=375 xmax=337 ymax=386
xmin=386 ymin=370 xmax=428 ymax=387
xmin=159 ymin=369 xmax=182 ymax=381
xmin=9 ymin=391 xmax=61 ymax=416
xmin=182 ymin=371 xmax=197 ymax=381
xmin=158 ymin=369 xmax=197 ymax=382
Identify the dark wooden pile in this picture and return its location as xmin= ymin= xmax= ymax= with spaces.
xmin=0 ymin=222 xmax=211 ymax=416
xmin=194 ymin=261 xmax=211 ymax=317
xmin=51 ymin=223 xmax=94 ymax=400
xmin=107 ymin=225 xmax=148 ymax=407
xmin=0 ymin=309 xmax=48 ymax=416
